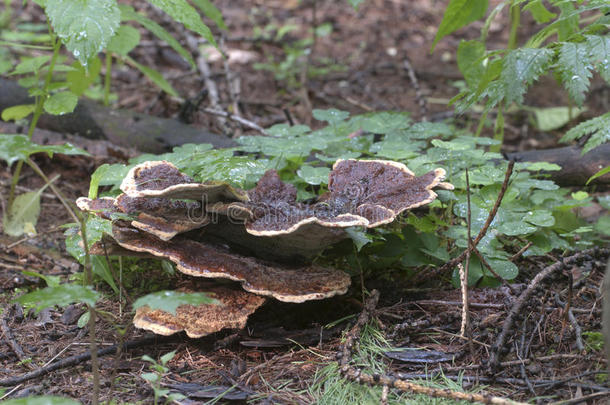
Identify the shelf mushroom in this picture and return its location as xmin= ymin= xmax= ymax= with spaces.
xmin=78 ymin=158 xmax=452 ymax=338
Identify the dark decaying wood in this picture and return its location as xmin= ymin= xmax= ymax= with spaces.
xmin=0 ymin=78 xmax=235 ymax=153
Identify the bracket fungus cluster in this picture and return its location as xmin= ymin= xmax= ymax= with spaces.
xmin=77 ymin=158 xmax=452 ymax=338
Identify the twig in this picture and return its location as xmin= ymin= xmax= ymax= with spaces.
xmin=220 ymin=36 xmax=242 ymax=120
xmin=548 ymin=391 xmax=610 ymax=405
xmin=419 ymin=161 xmax=515 ymax=284
xmin=403 ymin=58 xmax=427 ymax=121
xmin=0 ymin=334 xmax=176 ymax=386
xmin=555 ymin=294 xmax=585 ymax=351
xmin=460 ymin=168 xmax=472 ymax=338
xmin=489 ymin=247 xmax=609 ymax=372
xmin=510 ymin=242 xmax=533 ymax=262
xmin=202 ymin=108 xmax=269 ymax=136
xmin=0 ymin=309 xmax=33 ymax=370
xmin=459 ymin=263 xmax=469 ymax=338
xmin=337 ymin=291 xmax=524 ymax=404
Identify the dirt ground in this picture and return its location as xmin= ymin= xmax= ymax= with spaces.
xmin=0 ymin=0 xmax=609 ymax=403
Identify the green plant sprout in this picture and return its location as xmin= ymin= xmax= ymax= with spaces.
xmin=141 ymin=351 xmax=185 ymax=405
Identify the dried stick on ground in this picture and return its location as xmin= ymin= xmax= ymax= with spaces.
xmin=202 ymin=108 xmax=269 ymax=136
xmin=418 ymin=161 xmax=515 ymax=284
xmin=489 ymin=247 xmax=609 ymax=371
xmin=403 ymin=58 xmax=427 ymax=121
xmin=0 ymin=334 xmax=176 ymax=386
xmin=554 ymin=294 xmax=585 ymax=352
xmin=0 ymin=309 xmax=34 ymax=370
xmin=337 ymin=290 xmax=525 ymax=404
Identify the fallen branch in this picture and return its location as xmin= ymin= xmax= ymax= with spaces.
xmin=0 ymin=308 xmax=33 ymax=370
xmin=0 ymin=334 xmax=176 ymax=386
xmin=489 ymin=247 xmax=609 ymax=372
xmin=337 ymin=290 xmax=525 ymax=404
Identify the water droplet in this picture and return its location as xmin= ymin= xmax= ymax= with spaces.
xmin=571 ymin=75 xmax=580 ymax=80
xmin=73 ymin=50 xmax=80 ymax=57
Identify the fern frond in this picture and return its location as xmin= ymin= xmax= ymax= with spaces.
xmin=501 ymin=48 xmax=553 ymax=105
xmin=585 ymin=35 xmax=610 ymax=82
xmin=561 ymin=112 xmax=610 ymax=154
xmin=558 ymin=42 xmax=593 ymax=105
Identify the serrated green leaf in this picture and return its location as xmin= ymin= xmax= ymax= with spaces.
xmin=501 ymin=48 xmax=553 ymax=105
xmin=0 ymin=397 xmax=82 ymax=405
xmin=107 ymin=25 xmax=140 ymax=56
xmin=65 ymin=216 xmax=113 ymax=263
xmin=0 ymin=134 xmax=89 ymax=166
xmin=560 ymin=112 xmax=610 ymax=154
xmin=160 ymin=350 xmax=176 ymax=365
xmin=431 ymin=0 xmax=488 ymax=52
xmin=523 ymin=0 xmax=556 ymax=23
xmin=2 ymin=189 xmax=43 ymax=236
xmin=140 ymin=372 xmax=159 ymax=383
xmin=558 ymin=42 xmax=592 ymax=105
xmin=127 ymin=57 xmax=178 ymax=97
xmin=14 ymin=284 xmax=100 ymax=314
xmin=66 ymin=57 xmax=102 ymax=96
xmin=44 ymin=91 xmax=78 ymax=115
xmin=132 ymin=290 xmax=218 ymax=315
xmin=146 ymin=0 xmax=216 ymax=47
xmin=266 ymin=123 xmax=310 ymax=137
xmin=190 ymin=0 xmax=226 ymax=30
xmin=457 ymin=40 xmax=486 ymax=88
xmin=345 ymin=227 xmax=373 ymax=251
xmin=312 ymin=108 xmax=349 ymax=125
xmin=45 ymin=0 xmax=121 ymax=65
xmin=497 ymin=221 xmax=537 ymax=236
xmin=531 ymin=106 xmax=586 ymax=132
xmin=1 ymin=104 xmax=36 ymax=121
xmin=297 ymin=165 xmax=330 ymax=185
xmin=119 ymin=5 xmax=195 ymax=68
xmin=585 ymin=35 xmax=610 ymax=82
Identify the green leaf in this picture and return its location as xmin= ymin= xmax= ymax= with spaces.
xmin=531 ymin=106 xmax=586 ymax=132
xmin=487 ymin=259 xmax=518 ymax=280
xmin=107 ymin=25 xmax=140 ymax=56
xmin=523 ymin=0 xmax=556 ymax=24
xmin=431 ymin=0 xmax=488 ymax=52
xmin=359 ymin=111 xmax=411 ymax=134
xmin=457 ymin=40 xmax=486 ymax=88
xmin=1 ymin=104 xmax=36 ymax=121
xmin=497 ymin=221 xmax=537 ymax=236
xmin=77 ymin=311 xmax=90 ymax=328
xmin=585 ymin=35 xmax=610 ymax=82
xmin=345 ymin=227 xmax=373 ymax=251
xmin=119 ymin=5 xmax=195 ymax=68
xmin=501 ymin=48 xmax=553 ymax=105
xmin=66 ymin=57 xmax=102 ymax=96
xmin=146 ymin=0 xmax=216 ymax=47
xmin=43 ymin=91 xmax=78 ymax=115
xmin=10 ymin=55 xmax=50 ymax=75
xmin=127 ymin=57 xmax=178 ymax=97
xmin=594 ymin=215 xmax=610 ymax=236
xmin=22 ymin=270 xmax=61 ymax=288
xmin=348 ymin=0 xmax=365 ymax=10
xmin=14 ymin=284 xmax=100 ymax=314
xmin=523 ymin=210 xmax=555 ymax=227
xmin=132 ymin=290 xmax=218 ymax=315
xmin=266 ymin=123 xmax=310 ymax=137
xmin=160 ymin=350 xmax=176 ymax=365
xmin=312 ymin=108 xmax=350 ymax=125
xmin=190 ymin=0 xmax=226 ymax=30
xmin=2 ymin=189 xmax=43 ymax=237
xmin=297 ymin=165 xmax=330 ymax=185
xmin=0 ymin=134 xmax=89 ymax=166
xmin=65 ymin=216 xmax=113 ymax=263
xmin=587 ymin=165 xmax=610 ymax=185
xmin=0 ymin=397 xmax=82 ymax=405
xmin=45 ymin=0 xmax=121 ymax=65
xmin=525 ymin=162 xmax=562 ymax=171
xmin=91 ymin=255 xmax=118 ymax=294
xmin=558 ymin=42 xmax=592 ymax=105
xmin=560 ymin=112 xmax=610 ymax=154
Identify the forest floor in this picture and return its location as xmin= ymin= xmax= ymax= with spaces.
xmin=0 ymin=0 xmax=609 ymax=403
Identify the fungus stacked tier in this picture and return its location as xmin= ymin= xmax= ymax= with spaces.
xmin=77 ymin=159 xmax=453 ymax=338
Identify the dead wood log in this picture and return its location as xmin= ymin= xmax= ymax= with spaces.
xmin=505 ymin=144 xmax=610 ymax=187
xmin=0 ymin=78 xmax=235 ymax=153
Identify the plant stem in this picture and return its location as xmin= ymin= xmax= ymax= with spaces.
xmin=508 ymin=2 xmax=520 ymax=50
xmin=7 ymin=36 xmax=61 ymax=209
xmin=25 ymin=158 xmax=99 ymax=404
xmin=104 ymin=52 xmax=112 ymax=107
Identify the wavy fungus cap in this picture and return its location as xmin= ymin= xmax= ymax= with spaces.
xmin=134 ymin=284 xmax=266 ymax=338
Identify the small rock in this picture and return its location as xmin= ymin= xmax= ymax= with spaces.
xmin=61 ymin=304 xmax=85 ymax=325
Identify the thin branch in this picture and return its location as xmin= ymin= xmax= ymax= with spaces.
xmin=202 ymin=108 xmax=269 ymax=136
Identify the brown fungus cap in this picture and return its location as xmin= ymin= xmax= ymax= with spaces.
xmin=134 ymin=285 xmax=266 ymax=338
xmin=244 ymin=159 xmax=453 ymax=236
xmin=111 ymin=225 xmax=351 ymax=303
xmin=121 ymin=160 xmax=248 ymax=202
